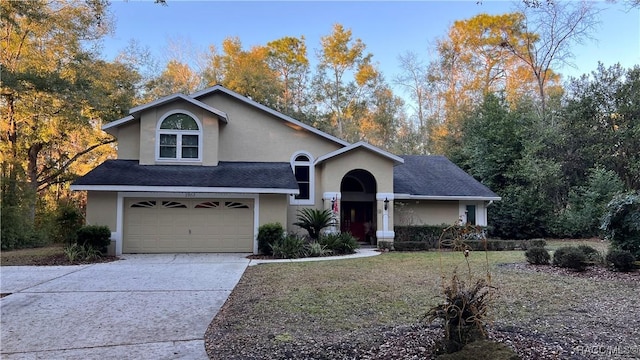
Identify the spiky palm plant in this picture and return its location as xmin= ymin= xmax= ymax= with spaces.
xmin=293 ymin=208 xmax=334 ymax=240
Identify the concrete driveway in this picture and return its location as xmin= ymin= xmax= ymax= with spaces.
xmin=0 ymin=254 xmax=250 ymax=360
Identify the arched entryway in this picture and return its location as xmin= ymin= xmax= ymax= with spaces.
xmin=340 ymin=169 xmax=377 ymax=244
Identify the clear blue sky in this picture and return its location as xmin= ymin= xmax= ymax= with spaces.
xmin=103 ymin=0 xmax=639 ymax=87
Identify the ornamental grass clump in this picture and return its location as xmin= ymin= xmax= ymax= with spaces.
xmin=318 ymin=232 xmax=359 ymax=255
xmin=426 ymin=222 xmax=495 ymax=354
xmin=270 ymin=235 xmax=307 ymax=259
xmin=426 ymin=273 xmax=493 ymax=353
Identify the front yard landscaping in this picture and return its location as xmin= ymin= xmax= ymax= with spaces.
xmin=0 ymin=244 xmax=117 ymax=266
xmin=205 ymin=240 xmax=640 ymax=359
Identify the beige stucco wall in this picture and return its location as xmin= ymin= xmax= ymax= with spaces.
xmin=86 ymin=191 xmax=117 ymax=231
xmin=394 ymin=200 xmax=460 ymax=226
xmin=199 ymin=94 xmax=342 ymax=162
xmin=258 ymin=194 xmax=289 ymax=230
xmin=115 ymin=121 xmax=140 ymax=160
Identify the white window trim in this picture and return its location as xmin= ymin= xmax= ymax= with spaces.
xmin=290 ymin=151 xmax=314 ymax=205
xmin=459 ymin=201 xmax=487 ymax=226
xmin=155 ymin=110 xmax=203 ymax=162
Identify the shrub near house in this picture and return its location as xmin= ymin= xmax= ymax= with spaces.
xmin=257 ymin=220 xmax=358 ymax=259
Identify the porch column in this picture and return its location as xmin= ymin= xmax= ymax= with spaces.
xmin=323 ymin=192 xmax=341 ymax=234
xmin=376 ymin=193 xmax=395 ymax=242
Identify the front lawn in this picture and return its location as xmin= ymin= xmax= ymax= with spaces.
xmin=0 ymin=244 xmax=117 ymax=266
xmin=205 ymin=241 xmax=640 ymax=359
xmin=0 ymin=245 xmax=68 ymax=266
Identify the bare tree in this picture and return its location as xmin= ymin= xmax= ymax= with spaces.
xmin=394 ymin=51 xmax=442 ymax=153
xmin=503 ymin=0 xmax=601 ymax=118
xmin=395 ymin=52 xmax=428 ymax=130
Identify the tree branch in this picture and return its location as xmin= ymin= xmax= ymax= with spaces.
xmin=36 ymin=137 xmax=116 ymax=190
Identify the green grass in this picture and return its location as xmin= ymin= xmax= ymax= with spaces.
xmin=0 ymin=244 xmax=65 ymax=266
xmin=545 ymin=238 xmax=608 ymax=252
xmin=207 ymin=240 xmax=640 ymax=357
xmin=243 ymin=250 xmax=522 ymax=333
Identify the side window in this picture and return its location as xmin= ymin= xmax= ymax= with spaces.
xmin=157 ymin=112 xmax=202 ymax=161
xmin=465 ymin=204 xmax=476 ymax=225
xmin=290 ymin=152 xmax=314 ymax=205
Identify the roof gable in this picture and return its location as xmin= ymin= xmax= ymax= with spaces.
xmin=315 ymin=141 xmax=404 ymax=165
xmin=102 ymin=93 xmax=228 ymax=134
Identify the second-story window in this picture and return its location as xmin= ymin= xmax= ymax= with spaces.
xmin=157 ymin=112 xmax=202 ymax=161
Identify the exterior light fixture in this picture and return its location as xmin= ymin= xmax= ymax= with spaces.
xmin=384 ymin=197 xmax=389 ymax=211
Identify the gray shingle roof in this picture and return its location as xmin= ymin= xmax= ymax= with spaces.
xmin=72 ymin=160 xmax=299 ymax=191
xmin=394 ymin=155 xmax=500 ymax=199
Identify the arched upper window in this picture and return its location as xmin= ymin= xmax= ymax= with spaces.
xmin=156 ymin=112 xmax=202 ymax=161
xmin=290 ymin=152 xmax=314 ymax=205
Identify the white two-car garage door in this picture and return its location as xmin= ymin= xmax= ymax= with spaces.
xmin=123 ymin=198 xmax=254 ymax=253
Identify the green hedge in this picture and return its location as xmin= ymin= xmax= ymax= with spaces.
xmin=392 ymin=226 xmax=560 ymax=253
xmin=466 ymin=240 xmax=517 ymax=251
xmin=393 ymin=241 xmax=433 ymax=251
xmin=394 ymin=225 xmax=449 ymax=244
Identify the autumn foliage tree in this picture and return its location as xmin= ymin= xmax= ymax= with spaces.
xmin=313 ymin=24 xmax=379 ymax=141
xmin=203 ymin=37 xmax=282 ymax=108
xmin=426 ymin=12 xmax=551 ymax=154
xmin=266 ymin=36 xmax=310 ymax=118
xmin=1 ymin=0 xmax=138 ymax=247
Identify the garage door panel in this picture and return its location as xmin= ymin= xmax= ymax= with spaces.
xmin=124 ymin=198 xmax=254 ymax=253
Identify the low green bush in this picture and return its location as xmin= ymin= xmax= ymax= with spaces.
xmin=270 ymin=235 xmax=306 ymax=259
xmin=378 ymin=240 xmax=393 ymax=251
xmin=525 ymin=247 xmax=550 ymax=265
xmin=606 ymin=249 xmax=636 ymax=272
xmin=576 ymin=244 xmax=603 ymax=264
xmin=553 ymin=246 xmax=587 ymax=271
xmin=257 ymin=223 xmax=285 ymax=255
xmin=76 ymin=225 xmax=111 ymax=253
xmin=318 ymin=232 xmax=359 ymax=255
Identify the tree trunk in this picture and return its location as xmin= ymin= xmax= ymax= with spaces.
xmin=26 ymin=143 xmax=43 ymax=222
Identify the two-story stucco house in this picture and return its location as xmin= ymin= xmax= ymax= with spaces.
xmin=71 ymin=85 xmax=500 ymax=255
